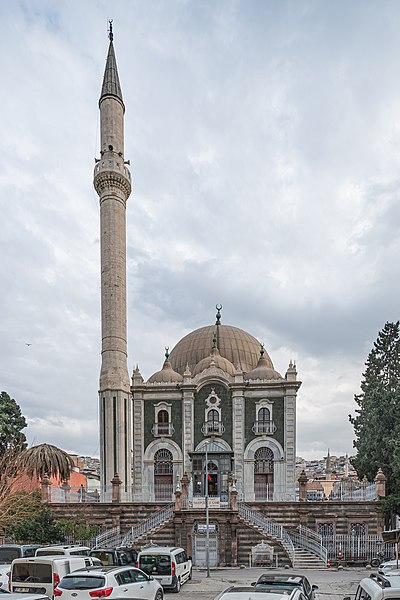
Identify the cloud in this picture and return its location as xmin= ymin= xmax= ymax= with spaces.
xmin=1 ymin=0 xmax=399 ymax=462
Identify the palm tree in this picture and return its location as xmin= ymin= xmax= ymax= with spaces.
xmin=16 ymin=443 xmax=74 ymax=482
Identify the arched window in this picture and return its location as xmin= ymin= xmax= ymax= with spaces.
xmin=154 ymin=448 xmax=173 ymax=474
xmin=258 ymin=408 xmax=271 ymax=433
xmin=254 ymin=447 xmax=274 ymax=500
xmin=157 ymin=410 xmax=169 ymax=435
xmin=154 ymin=448 xmax=173 ymax=501
xmin=207 ymin=409 xmax=220 ymax=433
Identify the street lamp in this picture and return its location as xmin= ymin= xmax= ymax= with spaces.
xmin=205 ymin=442 xmax=210 ymax=578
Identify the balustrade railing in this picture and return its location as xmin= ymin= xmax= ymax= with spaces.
xmin=239 ymin=504 xmax=295 ymax=566
xmin=288 ymin=525 xmax=327 ymax=565
xmin=121 ymin=505 xmax=174 ymax=546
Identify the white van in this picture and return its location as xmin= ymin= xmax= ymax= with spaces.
xmin=136 ymin=546 xmax=192 ymax=592
xmin=35 ymin=546 xmax=91 ymax=557
xmin=9 ymin=556 xmax=100 ymax=598
xmin=346 ymin=573 xmax=400 ymax=600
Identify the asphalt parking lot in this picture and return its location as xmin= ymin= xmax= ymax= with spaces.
xmin=173 ymin=566 xmax=372 ymax=599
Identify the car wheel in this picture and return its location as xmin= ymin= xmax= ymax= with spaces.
xmin=155 ymin=590 xmax=163 ymax=600
xmin=371 ymin=558 xmax=380 ymax=567
xmin=172 ymin=577 xmax=181 ymax=593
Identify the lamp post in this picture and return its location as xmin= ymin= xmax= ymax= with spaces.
xmin=205 ymin=443 xmax=210 ymax=577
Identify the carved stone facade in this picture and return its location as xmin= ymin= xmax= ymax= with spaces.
xmin=131 ymin=316 xmax=301 ymax=503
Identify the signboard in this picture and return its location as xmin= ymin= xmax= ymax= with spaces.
xmin=197 ymin=523 xmax=217 ymax=534
xmin=193 ymin=497 xmax=206 ymax=508
xmin=209 ymin=497 xmax=221 ymax=508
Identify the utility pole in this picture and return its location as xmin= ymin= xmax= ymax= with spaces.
xmin=205 ymin=443 xmax=210 ymax=577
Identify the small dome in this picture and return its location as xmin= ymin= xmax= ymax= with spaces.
xmin=147 ymin=360 xmax=183 ymax=384
xmin=244 ymin=351 xmax=282 ymax=381
xmin=192 ymin=346 xmax=236 ymax=377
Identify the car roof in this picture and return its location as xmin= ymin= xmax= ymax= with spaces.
xmin=62 ymin=566 xmax=138 ymax=575
xmin=138 ymin=546 xmax=182 ymax=552
xmin=219 ymin=587 xmax=299 ymax=599
xmin=257 ymin=574 xmax=306 ymax=584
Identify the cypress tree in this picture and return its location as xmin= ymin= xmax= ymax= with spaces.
xmin=350 ymin=321 xmax=400 ymax=497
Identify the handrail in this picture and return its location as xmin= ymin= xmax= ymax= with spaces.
xmin=94 ymin=525 xmax=121 ymax=548
xmin=239 ymin=504 xmax=295 ymax=566
xmin=288 ymin=525 xmax=327 ymax=566
xmin=121 ymin=505 xmax=174 ymax=546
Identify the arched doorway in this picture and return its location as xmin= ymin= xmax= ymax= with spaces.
xmin=154 ymin=448 xmax=173 ymax=501
xmin=254 ymin=447 xmax=274 ymax=500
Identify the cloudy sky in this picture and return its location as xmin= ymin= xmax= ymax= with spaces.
xmin=1 ymin=0 xmax=399 ymax=462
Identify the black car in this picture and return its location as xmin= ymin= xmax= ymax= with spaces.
xmin=89 ymin=547 xmax=138 ymax=566
xmin=252 ymin=573 xmax=318 ymax=600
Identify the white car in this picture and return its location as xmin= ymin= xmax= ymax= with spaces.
xmin=379 ymin=560 xmax=400 ymax=574
xmin=214 ymin=587 xmax=308 ymax=600
xmin=54 ymin=566 xmax=163 ymax=600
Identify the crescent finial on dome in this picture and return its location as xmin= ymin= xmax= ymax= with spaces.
xmin=165 ymin=346 xmax=170 ymax=360
xmin=215 ymin=304 xmax=222 ymax=325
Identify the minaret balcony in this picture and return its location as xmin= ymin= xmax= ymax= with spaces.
xmin=252 ymin=421 xmax=277 ymax=435
xmin=94 ymin=159 xmax=131 ymax=182
xmin=152 ymin=423 xmax=174 ymax=437
xmin=201 ymin=421 xmax=225 ymax=436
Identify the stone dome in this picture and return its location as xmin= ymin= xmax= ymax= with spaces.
xmin=169 ymin=324 xmax=274 ymax=376
xmin=192 ymin=346 xmax=236 ymax=377
xmin=147 ymin=360 xmax=183 ymax=384
xmin=244 ymin=351 xmax=282 ymax=380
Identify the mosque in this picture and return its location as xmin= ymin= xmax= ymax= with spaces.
xmin=94 ymin=26 xmax=301 ymax=505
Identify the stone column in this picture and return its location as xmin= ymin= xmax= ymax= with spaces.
xmin=111 ymin=472 xmax=122 ymax=503
xmin=298 ymin=470 xmax=308 ymax=502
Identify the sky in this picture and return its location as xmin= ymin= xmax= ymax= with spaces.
xmin=1 ymin=0 xmax=400 ymax=462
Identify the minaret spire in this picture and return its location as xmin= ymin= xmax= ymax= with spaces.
xmin=100 ymin=23 xmax=123 ymax=105
xmin=94 ymin=27 xmax=132 ymax=502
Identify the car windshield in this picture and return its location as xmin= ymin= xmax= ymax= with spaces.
xmin=13 ymin=563 xmax=52 ymax=584
xmin=139 ymin=555 xmax=171 ymax=575
xmin=0 ymin=549 xmax=20 ymax=563
xmin=90 ymin=552 xmax=115 ymax=566
xmin=60 ymin=576 xmax=106 ymax=590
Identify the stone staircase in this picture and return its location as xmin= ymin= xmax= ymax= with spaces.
xmin=238 ymin=504 xmax=326 ymax=569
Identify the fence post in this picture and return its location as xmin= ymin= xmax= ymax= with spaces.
xmin=298 ymin=470 xmax=308 ymax=502
xmin=40 ymin=473 xmax=52 ymax=503
xmin=375 ymin=468 xmax=387 ymax=498
xmin=111 ymin=472 xmax=122 ymax=503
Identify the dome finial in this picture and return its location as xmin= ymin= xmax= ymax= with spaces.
xmin=165 ymin=346 xmax=170 ymax=360
xmin=215 ymin=304 xmax=222 ymax=326
xmin=260 ymin=344 xmax=265 ymax=357
xmin=108 ymin=19 xmax=114 ymax=42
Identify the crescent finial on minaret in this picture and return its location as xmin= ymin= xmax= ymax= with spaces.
xmin=108 ymin=20 xmax=113 ymax=42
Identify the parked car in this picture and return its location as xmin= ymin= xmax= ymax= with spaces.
xmin=0 ymin=546 xmax=41 ymax=589
xmin=0 ymin=593 xmax=50 ymax=600
xmin=251 ymin=573 xmax=318 ymax=600
xmin=344 ymin=573 xmax=400 ymax=600
xmin=136 ymin=546 xmax=192 ymax=592
xmin=379 ymin=559 xmax=400 ymax=574
xmin=89 ymin=547 xmax=137 ymax=566
xmin=215 ymin=587 xmax=308 ymax=600
xmin=54 ymin=565 xmax=163 ymax=600
xmin=10 ymin=556 xmax=101 ymax=598
xmin=35 ymin=546 xmax=91 ymax=558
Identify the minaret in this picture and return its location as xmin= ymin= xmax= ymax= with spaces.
xmin=94 ymin=23 xmax=132 ymax=501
